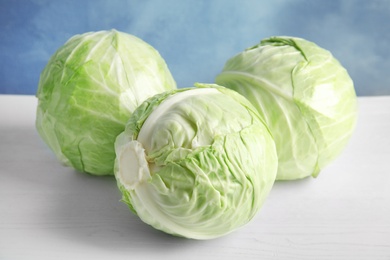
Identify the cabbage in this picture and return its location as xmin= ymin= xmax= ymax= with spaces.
xmin=114 ymin=83 xmax=278 ymax=239
xmin=36 ymin=30 xmax=176 ymax=175
xmin=216 ymin=36 xmax=357 ymax=180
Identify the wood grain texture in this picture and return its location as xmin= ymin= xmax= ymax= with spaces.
xmin=1 ymin=95 xmax=389 ymax=260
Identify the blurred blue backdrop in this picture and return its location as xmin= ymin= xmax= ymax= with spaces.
xmin=1 ymin=0 xmax=389 ymax=96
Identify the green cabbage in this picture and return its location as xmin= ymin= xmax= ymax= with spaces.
xmin=114 ymin=83 xmax=278 ymax=239
xmin=36 ymin=30 xmax=176 ymax=175
xmin=216 ymin=36 xmax=357 ymax=180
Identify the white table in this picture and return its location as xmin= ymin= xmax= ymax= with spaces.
xmin=1 ymin=94 xmax=389 ymax=260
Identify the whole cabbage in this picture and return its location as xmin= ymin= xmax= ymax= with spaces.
xmin=36 ymin=30 xmax=176 ymax=175
xmin=216 ymin=36 xmax=357 ymax=180
xmin=114 ymin=83 xmax=278 ymax=239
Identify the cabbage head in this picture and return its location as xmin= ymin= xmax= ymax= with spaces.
xmin=215 ymin=36 xmax=357 ymax=180
xmin=36 ymin=30 xmax=176 ymax=175
xmin=114 ymin=83 xmax=278 ymax=239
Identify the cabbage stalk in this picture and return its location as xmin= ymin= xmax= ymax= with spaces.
xmin=36 ymin=30 xmax=176 ymax=175
xmin=216 ymin=36 xmax=357 ymax=180
xmin=114 ymin=83 xmax=278 ymax=239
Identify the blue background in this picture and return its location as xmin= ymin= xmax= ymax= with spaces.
xmin=1 ymin=0 xmax=389 ymax=96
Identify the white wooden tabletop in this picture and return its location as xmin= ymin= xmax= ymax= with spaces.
xmin=1 ymin=94 xmax=389 ymax=260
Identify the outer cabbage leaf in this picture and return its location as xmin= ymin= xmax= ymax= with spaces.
xmin=216 ymin=36 xmax=357 ymax=180
xmin=114 ymin=83 xmax=278 ymax=239
xmin=36 ymin=30 xmax=176 ymax=175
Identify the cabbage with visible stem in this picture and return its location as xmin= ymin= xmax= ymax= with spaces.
xmin=216 ymin=36 xmax=357 ymax=180
xmin=36 ymin=29 xmax=176 ymax=175
xmin=114 ymin=83 xmax=278 ymax=239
